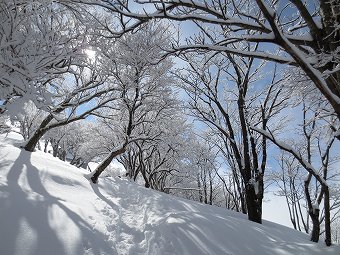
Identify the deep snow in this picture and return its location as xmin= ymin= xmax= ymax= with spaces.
xmin=0 ymin=132 xmax=339 ymax=255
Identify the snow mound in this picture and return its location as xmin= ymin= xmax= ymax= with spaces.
xmin=0 ymin=133 xmax=339 ymax=255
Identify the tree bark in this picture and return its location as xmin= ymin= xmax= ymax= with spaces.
xmin=245 ymin=183 xmax=262 ymax=224
xmin=44 ymin=139 xmax=49 ymax=153
xmin=238 ymin=91 xmax=262 ymax=223
xmin=209 ymin=171 xmax=213 ymax=205
xmin=58 ymin=150 xmax=66 ymax=161
xmin=90 ymin=146 xmax=126 ymax=183
xmin=197 ymin=173 xmax=203 ymax=203
xmin=324 ymin=186 xmax=332 ymax=246
xmin=304 ymin=173 xmax=320 ymax=242
xmin=52 ymin=140 xmax=59 ymax=157
xmin=310 ymin=209 xmax=320 ymax=243
xmin=23 ymin=114 xmax=54 ymax=152
xmin=24 ymin=127 xmax=48 ymax=152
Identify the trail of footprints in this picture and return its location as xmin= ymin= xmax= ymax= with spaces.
xmin=96 ymin=194 xmax=149 ymax=254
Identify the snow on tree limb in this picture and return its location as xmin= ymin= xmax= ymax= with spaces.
xmin=250 ymin=126 xmax=328 ymax=187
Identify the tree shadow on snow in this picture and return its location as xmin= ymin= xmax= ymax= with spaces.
xmin=0 ymin=149 xmax=115 ymax=255
xmin=90 ymin=180 xmax=149 ymax=253
xmin=143 ymin=193 xmax=332 ymax=255
xmin=96 ymin=178 xmax=332 ymax=255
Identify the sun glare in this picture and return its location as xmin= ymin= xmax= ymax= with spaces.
xmin=85 ymin=49 xmax=96 ymax=62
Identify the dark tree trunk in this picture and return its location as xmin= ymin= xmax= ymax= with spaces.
xmin=58 ymin=150 xmax=66 ymax=161
xmin=24 ymin=114 xmax=53 ymax=152
xmin=44 ymin=139 xmax=49 ymax=153
xmin=304 ymin=174 xmax=320 ymax=243
xmin=70 ymin=155 xmax=77 ymax=165
xmin=209 ymin=171 xmax=213 ymax=205
xmin=324 ymin=186 xmax=332 ymax=246
xmin=133 ymin=166 xmax=140 ymax=181
xmin=140 ymin=165 xmax=150 ymax=188
xmin=310 ymin=209 xmax=320 ymax=243
xmin=37 ymin=141 xmax=41 ymax=150
xmin=144 ymin=181 xmax=150 ymax=188
xmin=237 ymin=88 xmax=263 ymax=223
xmin=255 ymin=173 xmax=264 ymax=223
xmin=52 ymin=143 xmax=58 ymax=157
xmin=24 ymin=127 xmax=48 ymax=152
xmin=132 ymin=171 xmax=138 ymax=181
xmin=76 ymin=159 xmax=84 ymax=168
xmin=90 ymin=146 xmax=126 ymax=183
xmin=197 ymin=173 xmax=203 ymax=203
xmin=245 ymin=184 xmax=262 ymax=224
xmin=239 ymin=186 xmax=247 ymax=214
xmin=203 ymin=174 xmax=208 ymax=204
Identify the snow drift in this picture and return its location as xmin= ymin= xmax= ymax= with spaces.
xmin=0 ymin=132 xmax=339 ymax=255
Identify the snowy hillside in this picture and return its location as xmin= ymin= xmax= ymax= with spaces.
xmin=0 ymin=132 xmax=339 ymax=255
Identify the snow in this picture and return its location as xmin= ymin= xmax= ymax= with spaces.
xmin=177 ymin=44 xmax=295 ymax=64
xmin=1 ymin=132 xmax=339 ymax=255
xmin=248 ymin=178 xmax=259 ymax=195
xmin=250 ymin=126 xmax=328 ymax=186
xmin=254 ymin=180 xmax=259 ymax=195
xmin=86 ymin=160 xmax=125 ymax=178
xmin=258 ymin=0 xmax=275 ymax=17
xmin=96 ymin=0 xmax=268 ymax=32
xmin=272 ymin=17 xmax=340 ymax=105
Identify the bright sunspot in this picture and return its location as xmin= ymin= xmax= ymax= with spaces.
xmin=85 ymin=49 xmax=96 ymax=62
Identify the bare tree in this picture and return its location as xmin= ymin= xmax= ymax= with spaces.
xmin=175 ymin=50 xmax=287 ymax=223
xmin=89 ymin=22 xmax=177 ymax=183
xmin=65 ymin=0 xmax=340 ymax=121
xmin=252 ymin=105 xmax=338 ymax=245
xmin=120 ymin=114 xmax=189 ymax=190
xmin=23 ymin=65 xmax=116 ymax=152
xmin=192 ymin=140 xmax=220 ymax=205
xmin=270 ymin=154 xmax=309 ymax=232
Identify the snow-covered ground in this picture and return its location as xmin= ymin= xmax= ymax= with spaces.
xmin=1 ymin=132 xmax=339 ymax=255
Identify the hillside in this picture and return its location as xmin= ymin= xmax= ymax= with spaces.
xmin=0 ymin=132 xmax=339 ymax=255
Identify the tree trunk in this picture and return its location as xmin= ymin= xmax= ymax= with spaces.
xmin=245 ymin=184 xmax=262 ymax=224
xmin=70 ymin=155 xmax=77 ymax=165
xmin=24 ymin=127 xmax=48 ymax=152
xmin=203 ymin=178 xmax=208 ymax=204
xmin=140 ymin=164 xmax=150 ymax=188
xmin=52 ymin=143 xmax=59 ymax=157
xmin=24 ymin=114 xmax=53 ymax=152
xmin=237 ymin=90 xmax=262 ymax=223
xmin=310 ymin=209 xmax=320 ymax=243
xmin=239 ymin=187 xmax=247 ymax=214
xmin=37 ymin=141 xmax=41 ymax=150
xmin=58 ymin=150 xmax=66 ymax=161
xmin=209 ymin=171 xmax=213 ymax=205
xmin=304 ymin=174 xmax=320 ymax=243
xmin=324 ymin=186 xmax=332 ymax=246
xmin=90 ymin=146 xmax=126 ymax=183
xmin=197 ymin=173 xmax=203 ymax=203
xmin=133 ymin=167 xmax=140 ymax=181
xmin=44 ymin=139 xmax=49 ymax=153
xmin=76 ymin=158 xmax=84 ymax=168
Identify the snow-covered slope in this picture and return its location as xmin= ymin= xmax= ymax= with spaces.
xmin=1 ymin=132 xmax=339 ymax=255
